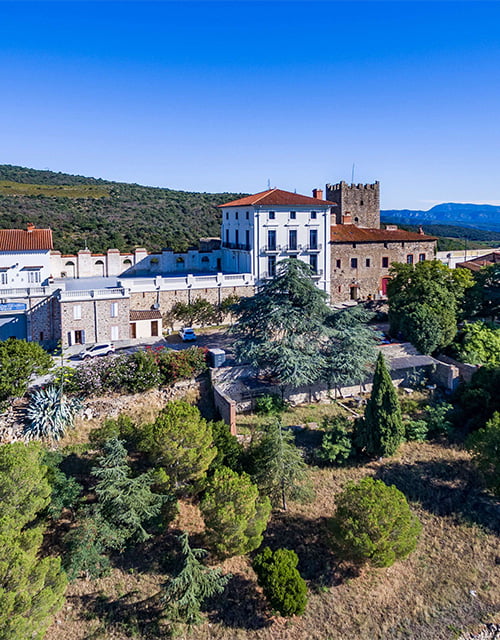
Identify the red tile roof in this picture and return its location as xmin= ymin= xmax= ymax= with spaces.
xmin=330 ymin=225 xmax=436 ymax=243
xmin=0 ymin=226 xmax=53 ymax=251
xmin=130 ymin=309 xmax=162 ymax=321
xmin=219 ymin=188 xmax=336 ymax=208
xmin=456 ymin=252 xmax=500 ymax=271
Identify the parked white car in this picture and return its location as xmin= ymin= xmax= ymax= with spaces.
xmin=179 ymin=327 xmax=197 ymax=342
xmin=79 ymin=343 xmax=115 ymax=359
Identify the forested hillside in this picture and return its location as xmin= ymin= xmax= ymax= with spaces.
xmin=0 ymin=165 xmax=245 ymax=254
xmin=391 ymin=223 xmax=500 ymax=251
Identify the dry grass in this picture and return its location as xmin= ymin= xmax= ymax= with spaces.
xmin=45 ymin=438 xmax=500 ymax=640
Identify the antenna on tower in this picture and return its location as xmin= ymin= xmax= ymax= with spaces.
xmin=267 ymin=179 xmax=271 ymax=190
xmin=84 ymin=237 xmax=88 ymax=251
xmin=351 ymin=163 xmax=355 ymax=184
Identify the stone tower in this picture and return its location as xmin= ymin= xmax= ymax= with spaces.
xmin=326 ymin=181 xmax=380 ymax=228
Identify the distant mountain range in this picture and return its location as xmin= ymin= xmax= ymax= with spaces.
xmin=381 ymin=203 xmax=500 ymax=232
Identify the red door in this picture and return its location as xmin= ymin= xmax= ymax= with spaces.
xmin=381 ymin=277 xmax=391 ymax=296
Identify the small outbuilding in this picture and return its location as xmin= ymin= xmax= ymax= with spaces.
xmin=129 ymin=309 xmax=162 ymax=339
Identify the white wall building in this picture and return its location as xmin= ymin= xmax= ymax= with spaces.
xmin=219 ymin=188 xmax=333 ymax=293
xmin=0 ymin=224 xmax=53 ymax=288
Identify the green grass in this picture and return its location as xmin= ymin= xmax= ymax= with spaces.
xmin=0 ymin=180 xmax=109 ymax=198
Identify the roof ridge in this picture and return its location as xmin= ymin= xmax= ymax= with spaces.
xmin=252 ymin=188 xmax=276 ymax=204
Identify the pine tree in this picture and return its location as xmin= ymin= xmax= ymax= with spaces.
xmin=0 ymin=442 xmax=67 ymax=639
xmin=92 ymin=438 xmax=168 ymax=549
xmin=329 ymin=477 xmax=422 ymax=567
xmin=140 ymin=400 xmax=216 ymax=494
xmin=252 ymin=420 xmax=312 ymax=510
xmin=357 ymin=352 xmax=404 ymax=458
xmin=200 ymin=467 xmax=271 ymax=557
xmin=162 ymin=532 xmax=230 ymax=625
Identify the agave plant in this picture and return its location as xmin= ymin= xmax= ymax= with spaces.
xmin=24 ymin=385 xmax=83 ymax=441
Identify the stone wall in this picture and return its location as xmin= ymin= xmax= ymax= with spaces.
xmin=330 ymin=239 xmax=437 ymax=303
xmin=326 ymin=181 xmax=380 ymax=228
xmin=59 ymin=297 xmax=130 ymax=345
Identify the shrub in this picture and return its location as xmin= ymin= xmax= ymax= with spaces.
xmin=467 ymin=412 xmax=500 ymax=496
xmin=316 ymin=416 xmax=354 ymax=466
xmin=403 ymin=419 xmax=428 ymax=442
xmin=24 ymin=385 xmax=82 ymax=441
xmin=209 ymin=420 xmax=243 ymax=473
xmin=200 ymin=467 xmax=271 ymax=557
xmin=252 ymin=547 xmax=307 ymax=616
xmin=0 ymin=338 xmax=53 ymax=405
xmin=121 ymin=350 xmax=161 ymax=393
xmin=42 ymin=450 xmax=84 ymax=519
xmin=89 ymin=414 xmax=139 ymax=450
xmin=157 ymin=347 xmax=207 ymax=385
xmin=254 ymin=393 xmax=287 ymax=416
xmin=329 ymin=477 xmax=422 ymax=568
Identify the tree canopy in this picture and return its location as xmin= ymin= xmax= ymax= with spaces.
xmin=329 ymin=477 xmax=422 ymax=568
xmin=232 ymin=258 xmax=330 ymax=387
xmin=357 ymin=352 xmax=404 ymax=458
xmin=387 ymin=260 xmax=473 ymax=354
xmin=0 ymin=338 xmax=53 ymax=405
xmin=0 ymin=442 xmax=67 ymax=639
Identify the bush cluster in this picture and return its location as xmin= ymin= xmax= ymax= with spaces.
xmin=67 ymin=347 xmax=207 ymax=397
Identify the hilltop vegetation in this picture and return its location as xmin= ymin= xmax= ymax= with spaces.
xmin=0 ymin=165 xmax=245 ymax=254
xmin=386 ymin=223 xmax=500 ymax=252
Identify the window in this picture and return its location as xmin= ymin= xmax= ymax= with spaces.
xmin=269 ymin=211 xmax=275 ymax=220
xmin=201 ymin=256 xmax=209 ymax=264
xmin=352 ymin=243 xmax=357 ymax=248
xmin=407 ymin=254 xmax=414 ymax=264
xmin=111 ymin=326 xmax=119 ymax=341
xmin=351 ymin=258 xmax=358 ymax=269
xmin=235 ymin=211 xmax=239 ymax=220
xmin=360 ymin=200 xmax=364 ymax=206
xmin=384 ymin=242 xmax=388 ymax=249
xmin=73 ymin=305 xmax=82 ymax=320
xmin=267 ymin=229 xmax=276 ymax=251
xmin=235 ymin=230 xmax=239 ymax=246
xmin=39 ymin=332 xmax=44 ymax=341
xmin=245 ymin=229 xmax=250 ymax=248
xmin=309 ymin=229 xmax=318 ymax=249
xmin=0 ymin=272 xmax=6 ymax=285
xmin=309 ymin=254 xmax=318 ymax=274
xmin=226 ymin=212 xmax=229 ymax=220
xmin=110 ymin=302 xmax=118 ymax=318
xmin=290 ymin=211 xmax=296 ymax=220
xmin=268 ymin=256 xmax=276 ymax=277
xmin=419 ymin=253 xmax=426 ymax=262
xmin=226 ymin=229 xmax=229 ymax=244
xmin=365 ymin=258 xmax=371 ymax=267
xmin=311 ymin=211 xmax=317 ymax=219
xmin=382 ymin=256 xmax=389 ymax=268
xmin=246 ymin=211 xmax=249 ymax=220
xmin=336 ymin=259 xmax=341 ymax=269
xmin=289 ymin=229 xmax=297 ymax=250
xmin=27 ymin=270 xmax=41 ymax=283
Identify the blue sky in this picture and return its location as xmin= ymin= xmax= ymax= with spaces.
xmin=1 ymin=1 xmax=500 ymax=209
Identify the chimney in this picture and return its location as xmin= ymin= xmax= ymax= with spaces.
xmin=418 ymin=226 xmax=424 ymax=235
xmin=312 ymin=188 xmax=323 ymax=200
xmin=27 ymin=223 xmax=35 ymax=233
xmin=342 ymin=213 xmax=353 ymax=225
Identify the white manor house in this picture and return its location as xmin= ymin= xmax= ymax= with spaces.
xmin=0 ymin=184 xmax=436 ymax=346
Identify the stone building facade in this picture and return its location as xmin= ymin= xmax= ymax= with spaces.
xmin=329 ymin=226 xmax=436 ymax=303
xmin=326 ymin=181 xmax=380 ymax=228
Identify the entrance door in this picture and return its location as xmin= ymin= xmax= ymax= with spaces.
xmin=350 ymin=286 xmax=359 ymax=301
xmin=130 ymin=323 xmax=137 ymax=339
xmin=151 ymin=321 xmax=158 ymax=337
xmin=381 ymin=277 xmax=391 ymax=296
xmin=74 ymin=330 xmax=84 ymax=344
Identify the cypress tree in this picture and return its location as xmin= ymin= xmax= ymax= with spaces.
xmin=358 ymin=352 xmax=404 ymax=457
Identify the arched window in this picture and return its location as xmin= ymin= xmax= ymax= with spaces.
xmin=64 ymin=261 xmax=76 ymax=278
xmin=201 ymin=256 xmax=209 ymax=263
xmin=95 ymin=259 xmax=105 ymax=276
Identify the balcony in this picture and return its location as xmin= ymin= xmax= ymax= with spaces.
xmin=282 ymin=243 xmax=302 ymax=253
xmin=311 ymin=269 xmax=324 ymax=279
xmin=305 ymin=243 xmax=322 ymax=252
xmin=261 ymin=245 xmax=281 ymax=254
xmin=222 ymin=242 xmax=251 ymax=251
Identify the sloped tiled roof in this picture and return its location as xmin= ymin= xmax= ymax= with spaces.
xmin=330 ymin=225 xmax=436 ymax=243
xmin=456 ymin=252 xmax=500 ymax=271
xmin=130 ymin=309 xmax=162 ymax=321
xmin=219 ymin=188 xmax=336 ymax=208
xmin=0 ymin=227 xmax=53 ymax=251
